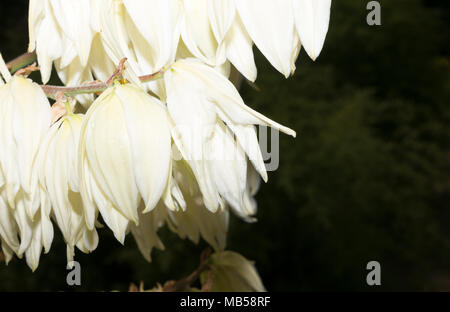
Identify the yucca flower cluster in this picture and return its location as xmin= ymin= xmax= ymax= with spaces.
xmin=0 ymin=0 xmax=331 ymax=276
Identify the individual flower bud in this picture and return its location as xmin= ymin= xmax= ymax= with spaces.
xmin=37 ymin=113 xmax=98 ymax=263
xmin=201 ymin=251 xmax=266 ymax=292
xmin=79 ymin=82 xmax=172 ymax=244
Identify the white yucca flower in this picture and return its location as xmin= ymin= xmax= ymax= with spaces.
xmin=164 ymin=58 xmax=295 ymax=215
xmin=79 ymin=82 xmax=172 ymax=243
xmin=0 ymin=58 xmax=53 ymax=270
xmin=0 ymin=76 xmax=51 ymax=217
xmin=37 ymin=113 xmax=98 ymax=263
xmin=29 ymin=0 xmax=332 ymax=88
xmin=28 ymin=0 xmax=97 ymax=106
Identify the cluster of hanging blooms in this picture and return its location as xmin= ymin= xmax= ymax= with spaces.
xmin=0 ymin=0 xmax=331 ymax=288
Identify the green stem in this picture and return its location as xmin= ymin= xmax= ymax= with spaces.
xmin=7 ymin=52 xmax=164 ymax=99
xmin=42 ymin=71 xmax=163 ymax=100
xmin=6 ymin=51 xmax=37 ymax=74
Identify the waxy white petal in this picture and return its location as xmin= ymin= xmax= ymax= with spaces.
xmin=116 ymin=84 xmax=171 ymax=213
xmin=50 ymin=0 xmax=95 ymax=66
xmin=236 ymin=0 xmax=296 ymax=78
xmin=84 ymin=90 xmax=140 ymax=224
xmin=293 ymin=0 xmax=332 ymax=60
xmin=207 ymin=121 xmax=247 ymax=214
xmin=224 ymin=14 xmax=257 ymax=82
xmin=130 ymin=204 xmax=165 ymax=262
xmin=180 ymin=0 xmax=224 ymax=66
xmin=170 ymin=59 xmax=296 ymax=137
xmin=123 ymin=0 xmax=177 ymax=72
xmin=208 ymin=0 xmax=236 ymax=45
xmin=0 ymin=195 xmax=20 ymax=254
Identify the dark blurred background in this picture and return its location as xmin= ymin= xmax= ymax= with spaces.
xmin=0 ymin=0 xmax=449 ymax=291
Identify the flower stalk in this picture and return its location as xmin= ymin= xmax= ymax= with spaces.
xmin=6 ymin=53 xmax=164 ymax=100
xmin=6 ymin=51 xmax=37 ymax=74
xmin=42 ymin=69 xmax=163 ymax=100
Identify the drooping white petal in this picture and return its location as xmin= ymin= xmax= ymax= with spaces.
xmin=27 ymin=0 xmax=45 ymax=53
xmin=0 ymin=85 xmax=20 ymax=207
xmin=9 ymin=76 xmax=51 ymax=217
xmin=0 ymin=195 xmax=20 ymax=254
xmin=207 ymin=121 xmax=247 ymax=214
xmin=224 ymin=14 xmax=257 ymax=82
xmin=84 ymin=90 xmax=140 ymax=224
xmin=169 ymin=59 xmax=296 ymax=137
xmin=166 ymin=162 xmax=229 ymax=251
xmin=25 ymin=219 xmax=42 ymax=271
xmin=88 ymin=35 xmax=116 ymax=81
xmin=123 ymin=0 xmax=177 ymax=72
xmin=165 ymin=66 xmax=220 ymax=212
xmin=293 ymin=0 xmax=332 ymax=61
xmin=39 ymin=187 xmax=53 ymax=254
xmin=116 ymin=84 xmax=171 ymax=213
xmin=49 ymin=0 xmax=95 ymax=66
xmin=35 ymin=2 xmax=63 ymax=84
xmin=216 ymin=110 xmax=268 ymax=182
xmin=14 ymin=195 xmax=33 ymax=256
xmin=81 ymin=155 xmax=130 ymax=243
xmin=97 ymin=0 xmax=143 ymax=86
xmin=180 ymin=0 xmax=224 ymax=66
xmin=235 ymin=0 xmax=296 ymax=77
xmin=208 ymin=0 xmax=236 ymax=45
xmin=162 ymin=160 xmax=187 ymax=212
xmin=130 ymin=204 xmax=165 ymax=262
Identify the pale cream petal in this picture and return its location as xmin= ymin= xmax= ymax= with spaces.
xmin=207 ymin=121 xmax=247 ymax=214
xmin=236 ymin=0 xmax=295 ymax=77
xmin=224 ymin=14 xmax=257 ymax=82
xmin=208 ymin=0 xmax=235 ymax=44
xmin=130 ymin=204 xmax=165 ymax=262
xmin=116 ymin=85 xmax=171 ymax=214
xmin=180 ymin=0 xmax=223 ymax=65
xmin=293 ymin=0 xmax=332 ymax=61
